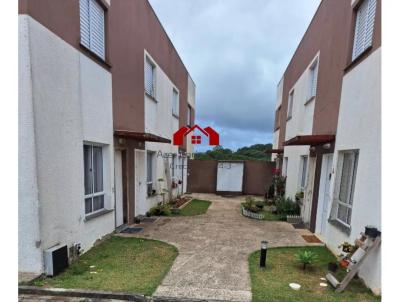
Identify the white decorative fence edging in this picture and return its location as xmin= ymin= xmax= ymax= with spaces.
xmin=241 ymin=206 xmax=265 ymax=220
xmin=286 ymin=215 xmax=302 ymax=224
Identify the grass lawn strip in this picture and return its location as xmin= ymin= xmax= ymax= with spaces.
xmin=248 ymin=246 xmax=380 ymax=302
xmin=262 ymin=210 xmax=282 ymax=221
xmin=179 ymin=199 xmax=211 ymax=216
xmin=33 ymin=237 xmax=178 ymax=296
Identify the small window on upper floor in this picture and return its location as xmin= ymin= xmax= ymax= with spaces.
xmin=274 ymin=106 xmax=281 ymax=130
xmin=80 ymin=0 xmax=105 ymax=60
xmin=145 ymin=58 xmax=156 ymax=98
xmin=287 ymin=90 xmax=294 ymax=120
xmin=308 ymin=59 xmax=318 ymax=100
xmin=187 ymin=105 xmax=192 ymax=126
xmin=172 ymin=89 xmax=179 ymax=117
xmin=352 ymin=0 xmax=377 ymax=60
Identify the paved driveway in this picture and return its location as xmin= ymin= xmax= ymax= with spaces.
xmin=124 ymin=194 xmax=315 ymax=301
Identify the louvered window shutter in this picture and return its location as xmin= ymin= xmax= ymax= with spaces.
xmin=80 ymin=0 xmax=90 ymax=49
xmin=352 ymin=0 xmax=377 ymax=60
xmin=89 ymin=0 xmax=105 ymax=59
xmin=145 ymin=59 xmax=154 ymax=97
xmin=79 ymin=0 xmax=105 ymax=60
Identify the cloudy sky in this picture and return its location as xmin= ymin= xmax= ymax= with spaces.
xmin=149 ymin=0 xmax=321 ymax=151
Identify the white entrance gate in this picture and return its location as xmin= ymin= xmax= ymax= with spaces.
xmin=316 ymin=153 xmax=334 ymax=236
xmin=216 ymin=161 xmax=244 ymax=192
xmin=114 ymin=150 xmax=124 ymax=227
xmin=135 ymin=150 xmax=146 ymax=215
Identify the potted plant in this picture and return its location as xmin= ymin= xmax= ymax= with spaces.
xmin=338 ymin=242 xmax=355 ymax=253
xmin=328 ymin=262 xmax=338 ymax=272
xmin=339 ymin=258 xmax=349 ymax=268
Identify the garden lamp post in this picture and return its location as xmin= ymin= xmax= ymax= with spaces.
xmin=260 ymin=240 xmax=268 ymax=268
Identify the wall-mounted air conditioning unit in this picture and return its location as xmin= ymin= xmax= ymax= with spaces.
xmin=44 ymin=245 xmax=69 ymax=276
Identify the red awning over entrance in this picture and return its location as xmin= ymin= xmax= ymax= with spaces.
xmin=114 ymin=130 xmax=171 ymax=143
xmin=284 ymin=135 xmax=335 ymax=146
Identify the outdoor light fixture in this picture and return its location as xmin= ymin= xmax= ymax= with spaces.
xmin=310 ymin=146 xmax=316 ymax=152
xmin=322 ymin=143 xmax=331 ymax=150
xmin=260 ymin=240 xmax=268 ymax=268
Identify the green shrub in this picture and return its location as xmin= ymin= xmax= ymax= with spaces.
xmin=296 ymin=250 xmax=318 ymax=270
xmin=148 ymin=204 xmax=171 ymax=216
xmin=255 ymin=200 xmax=265 ymax=209
xmin=242 ymin=197 xmax=262 ymax=213
xmin=266 ymin=184 xmax=275 ymax=199
xmin=275 ymin=197 xmax=300 ymax=216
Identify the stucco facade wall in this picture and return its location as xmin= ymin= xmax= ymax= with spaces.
xmin=18 ymin=15 xmax=43 ymax=274
xmin=19 ymin=15 xmax=115 ymax=272
xmin=140 ymin=51 xmax=188 ymax=215
xmin=282 ymin=55 xmax=317 ymax=217
xmin=272 ymin=77 xmax=284 ymax=161
xmin=323 ymin=49 xmax=381 ymax=294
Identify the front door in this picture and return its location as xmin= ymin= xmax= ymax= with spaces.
xmin=316 ymin=153 xmax=333 ymax=236
xmin=135 ymin=150 xmax=146 ymax=216
xmin=115 ymin=150 xmax=127 ymax=226
xmin=302 ymin=157 xmax=316 ymax=225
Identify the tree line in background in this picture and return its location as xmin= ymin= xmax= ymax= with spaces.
xmin=194 ymin=143 xmax=272 ymax=161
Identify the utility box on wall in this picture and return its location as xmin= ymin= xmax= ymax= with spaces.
xmin=216 ymin=161 xmax=244 ymax=193
xmin=44 ymin=245 xmax=69 ymax=276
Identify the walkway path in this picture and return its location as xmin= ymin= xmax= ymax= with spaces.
xmin=124 ymin=193 xmax=315 ymax=301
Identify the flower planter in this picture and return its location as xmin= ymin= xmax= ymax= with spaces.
xmin=339 ymin=259 xmax=349 ymax=268
xmin=328 ymin=262 xmax=338 ymax=272
xmin=241 ymin=206 xmax=265 ymax=220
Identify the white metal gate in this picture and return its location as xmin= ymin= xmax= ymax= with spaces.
xmin=216 ymin=161 xmax=244 ymax=192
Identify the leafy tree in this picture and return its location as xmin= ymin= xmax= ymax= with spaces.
xmin=194 ymin=143 xmax=272 ymax=161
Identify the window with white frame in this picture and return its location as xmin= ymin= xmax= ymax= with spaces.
xmin=147 ymin=151 xmax=155 ymax=196
xmin=187 ymin=105 xmax=192 ymax=126
xmin=335 ymin=150 xmax=359 ymax=226
xmin=80 ymin=0 xmax=105 ymax=60
xmin=282 ymin=157 xmax=288 ymax=177
xmin=352 ymin=0 xmax=377 ymax=60
xmin=172 ymin=89 xmax=179 ymax=117
xmin=145 ymin=58 xmax=156 ymax=97
xmin=84 ymin=144 xmax=105 ymax=215
xmin=308 ymin=59 xmax=318 ymax=99
xmin=171 ymin=154 xmax=177 ymax=178
xmin=300 ymin=155 xmax=308 ymax=190
xmin=287 ymin=90 xmax=294 ymax=119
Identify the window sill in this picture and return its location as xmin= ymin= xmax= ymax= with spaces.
xmin=344 ymin=45 xmax=373 ymax=74
xmin=328 ymin=218 xmax=351 ymax=235
xmin=84 ymin=209 xmax=114 ymax=222
xmin=145 ymin=92 xmax=158 ymax=103
xmin=304 ymin=96 xmax=315 ymax=106
xmin=79 ymin=43 xmax=111 ymax=71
